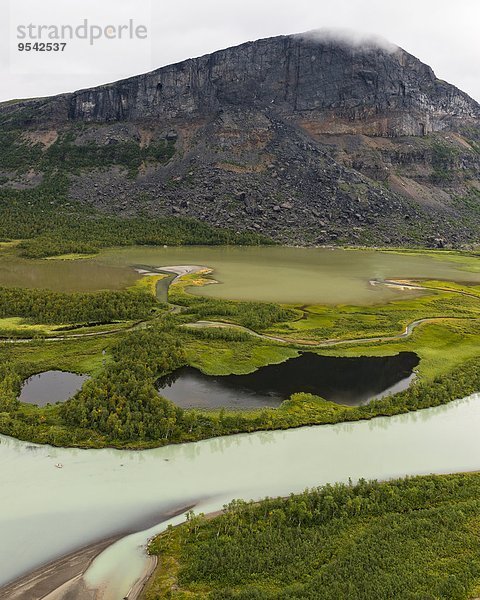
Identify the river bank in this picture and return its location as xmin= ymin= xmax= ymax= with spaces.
xmin=0 ymin=505 xmax=194 ymax=599
xmin=0 ymin=537 xmax=121 ymax=600
xmin=2 ymin=392 xmax=480 ymax=597
xmin=142 ymin=472 xmax=480 ymax=599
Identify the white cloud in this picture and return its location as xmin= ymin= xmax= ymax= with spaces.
xmin=296 ymin=28 xmax=398 ymax=53
xmin=0 ymin=0 xmax=479 ymax=102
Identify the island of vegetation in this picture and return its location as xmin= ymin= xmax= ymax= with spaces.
xmin=142 ymin=472 xmax=480 ymax=599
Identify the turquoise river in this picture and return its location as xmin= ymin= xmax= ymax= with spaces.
xmin=1 ymin=392 xmax=480 ymax=598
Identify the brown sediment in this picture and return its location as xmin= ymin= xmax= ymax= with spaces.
xmin=0 ymin=504 xmax=196 ymax=600
xmin=0 ymin=536 xmax=121 ymax=600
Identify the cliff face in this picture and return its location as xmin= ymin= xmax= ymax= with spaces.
xmin=66 ymin=34 xmax=479 ymax=136
xmin=5 ymin=33 xmax=479 ymax=134
xmin=1 ymin=32 xmax=480 ymax=247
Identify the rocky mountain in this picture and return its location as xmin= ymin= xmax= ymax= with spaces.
xmin=1 ymin=31 xmax=480 ymax=247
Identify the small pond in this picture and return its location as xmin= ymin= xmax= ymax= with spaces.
xmin=157 ymin=351 xmax=420 ymax=409
xmin=19 ymin=371 xmax=89 ymax=406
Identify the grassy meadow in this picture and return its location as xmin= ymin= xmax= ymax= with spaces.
xmin=0 ymin=249 xmax=478 ymax=448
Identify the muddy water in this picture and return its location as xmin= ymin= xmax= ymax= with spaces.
xmin=97 ymin=246 xmax=480 ymax=304
xmin=0 ymin=255 xmax=138 ymax=292
xmin=1 ymin=247 xmax=479 ymax=304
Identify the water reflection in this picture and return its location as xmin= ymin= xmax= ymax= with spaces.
xmin=19 ymin=371 xmax=89 ymax=406
xmin=157 ymin=352 xmax=420 ymax=408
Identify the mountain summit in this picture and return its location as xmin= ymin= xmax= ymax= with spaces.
xmin=1 ymin=32 xmax=480 ymax=246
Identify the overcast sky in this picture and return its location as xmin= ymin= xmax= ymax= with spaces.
xmin=0 ymin=0 xmax=479 ymax=103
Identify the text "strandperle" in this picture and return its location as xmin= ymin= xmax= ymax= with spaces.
xmin=16 ymin=19 xmax=148 ymax=46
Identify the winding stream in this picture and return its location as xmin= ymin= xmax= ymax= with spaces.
xmin=2 ymin=393 xmax=480 ymax=597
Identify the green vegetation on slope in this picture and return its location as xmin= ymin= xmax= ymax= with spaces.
xmin=0 ymin=169 xmax=272 ymax=258
xmin=0 ymin=128 xmax=174 ymax=176
xmin=0 ymin=201 xmax=271 ymax=259
xmin=144 ymin=473 xmax=480 ymax=599
xmin=41 ymin=132 xmax=176 ymax=178
xmin=0 ymin=126 xmax=271 ymax=257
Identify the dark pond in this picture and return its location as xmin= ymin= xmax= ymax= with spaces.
xmin=157 ymin=352 xmax=420 ymax=409
xmin=19 ymin=370 xmax=89 ymax=406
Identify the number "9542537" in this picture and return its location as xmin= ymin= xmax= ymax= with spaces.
xmin=18 ymin=42 xmax=67 ymax=52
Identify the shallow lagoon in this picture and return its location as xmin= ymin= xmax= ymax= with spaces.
xmin=1 ymin=246 xmax=479 ymax=304
xmin=100 ymin=246 xmax=480 ymax=305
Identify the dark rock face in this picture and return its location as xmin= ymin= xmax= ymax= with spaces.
xmin=1 ymin=32 xmax=480 ymax=247
xmin=66 ymin=34 xmax=479 ymax=136
xmin=6 ymin=33 xmax=478 ymax=134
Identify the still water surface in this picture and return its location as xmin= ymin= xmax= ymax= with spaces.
xmin=157 ymin=352 xmax=419 ymax=408
xmin=1 ymin=246 xmax=479 ymax=304
xmin=1 ymin=393 xmax=480 ymax=597
xmin=19 ymin=371 xmax=89 ymax=406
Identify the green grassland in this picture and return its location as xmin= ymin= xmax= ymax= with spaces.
xmin=143 ymin=473 xmax=480 ymax=600
xmin=0 ymin=251 xmax=478 ymax=448
xmin=184 ymin=336 xmax=299 ymax=376
xmin=267 ymin=282 xmax=480 ymax=343
xmin=1 ymin=335 xmax=113 ymax=376
xmin=0 ymin=317 xmax=58 ymax=337
xmin=174 ymin=271 xmax=480 ymax=381
xmin=376 ymin=247 xmax=480 ymax=272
